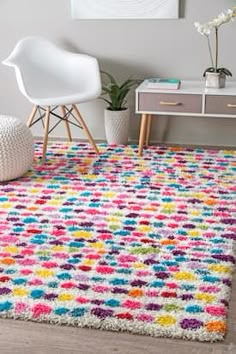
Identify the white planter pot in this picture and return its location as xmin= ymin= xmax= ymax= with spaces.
xmin=205 ymin=72 xmax=226 ymax=88
xmin=104 ymin=108 xmax=130 ymax=145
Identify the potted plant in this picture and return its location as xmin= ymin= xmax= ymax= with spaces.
xmin=194 ymin=7 xmax=236 ymax=88
xmin=100 ymin=71 xmax=140 ymax=144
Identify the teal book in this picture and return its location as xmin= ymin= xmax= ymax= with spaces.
xmin=146 ymin=78 xmax=181 ymax=89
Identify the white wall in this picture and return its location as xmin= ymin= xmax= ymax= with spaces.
xmin=0 ymin=0 xmax=236 ymax=146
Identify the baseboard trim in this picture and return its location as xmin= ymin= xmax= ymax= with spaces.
xmin=33 ymin=136 xmax=236 ymax=151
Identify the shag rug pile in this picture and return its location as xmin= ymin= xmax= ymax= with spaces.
xmin=0 ymin=142 xmax=235 ymax=342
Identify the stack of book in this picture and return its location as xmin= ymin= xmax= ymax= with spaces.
xmin=145 ymin=78 xmax=181 ymax=90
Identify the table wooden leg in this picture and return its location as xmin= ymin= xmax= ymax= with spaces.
xmin=138 ymin=114 xmax=148 ymax=156
xmin=145 ymin=114 xmax=152 ymax=146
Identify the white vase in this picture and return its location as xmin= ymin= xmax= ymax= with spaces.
xmin=104 ymin=108 xmax=130 ymax=145
xmin=205 ymin=72 xmax=226 ymax=88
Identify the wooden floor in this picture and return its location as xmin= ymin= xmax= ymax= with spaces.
xmin=0 ymin=271 xmax=235 ymax=354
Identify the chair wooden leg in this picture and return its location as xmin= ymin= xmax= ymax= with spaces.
xmin=72 ymin=104 xmax=99 ymax=154
xmin=42 ymin=107 xmax=50 ymax=163
xmin=145 ymin=114 xmax=152 ymax=146
xmin=27 ymin=105 xmax=38 ymax=127
xmin=60 ymin=105 xmax=72 ymax=142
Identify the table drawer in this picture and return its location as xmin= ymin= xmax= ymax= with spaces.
xmin=205 ymin=95 xmax=236 ymax=115
xmin=138 ymin=93 xmax=202 ymax=113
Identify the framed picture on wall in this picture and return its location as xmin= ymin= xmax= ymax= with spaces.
xmin=71 ymin=0 xmax=179 ymax=19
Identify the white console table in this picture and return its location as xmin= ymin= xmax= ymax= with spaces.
xmin=135 ymin=80 xmax=236 ymax=155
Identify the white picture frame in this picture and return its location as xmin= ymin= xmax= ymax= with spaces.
xmin=71 ymin=0 xmax=179 ymax=19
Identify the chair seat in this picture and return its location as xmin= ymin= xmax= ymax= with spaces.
xmin=27 ymin=90 xmax=100 ymax=106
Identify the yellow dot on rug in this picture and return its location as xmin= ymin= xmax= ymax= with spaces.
xmin=72 ymin=231 xmax=92 ymax=239
xmin=133 ymin=262 xmax=147 ymax=269
xmin=208 ymin=264 xmax=232 ymax=274
xmin=174 ymin=271 xmax=196 ymax=281
xmin=35 ymin=269 xmax=54 ymax=278
xmin=190 ymin=210 xmax=201 ymax=216
xmin=195 ymin=293 xmax=216 ymax=303
xmin=84 ymin=174 xmax=96 ymax=180
xmin=127 ymin=176 xmax=136 ymax=182
xmin=48 ymin=200 xmax=61 ymax=205
xmin=13 ymin=288 xmax=29 ymax=297
xmin=51 ymin=245 xmax=66 ymax=252
xmin=156 ymin=315 xmax=176 ymax=326
xmin=91 ymin=242 xmax=104 ymax=249
xmin=163 ymin=202 xmax=176 ymax=209
xmin=84 ymin=158 xmax=92 ymax=165
xmin=188 ymin=230 xmax=200 ymax=237
xmin=83 ymin=259 xmax=96 ymax=266
xmin=4 ymin=246 xmax=19 ymax=254
xmin=192 ymin=192 xmax=204 ymax=199
xmin=107 ymin=216 xmax=120 ymax=223
xmin=103 ymin=191 xmax=116 ymax=198
xmin=138 ymin=225 xmax=152 ymax=233
xmin=1 ymin=203 xmax=12 ymax=209
xmin=29 ymin=188 xmax=39 ymax=193
xmin=58 ymin=293 xmax=74 ymax=301
xmin=35 ymin=178 xmax=44 ymax=182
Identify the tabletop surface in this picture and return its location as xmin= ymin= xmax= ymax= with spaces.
xmin=136 ymin=80 xmax=236 ymax=95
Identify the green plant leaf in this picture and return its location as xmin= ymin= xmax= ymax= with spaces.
xmin=100 ymin=71 xmax=118 ymax=86
xmin=119 ymin=78 xmax=140 ymax=90
xmin=203 ymin=67 xmax=216 ymax=76
xmin=100 ymin=70 xmax=141 ymax=110
xmin=117 ymin=88 xmax=129 ymax=106
xmin=101 ymin=87 xmax=113 ymax=94
xmin=121 ymin=99 xmax=128 ymax=109
xmin=217 ymin=67 xmax=232 ymax=76
xmin=99 ymin=97 xmax=113 ymax=106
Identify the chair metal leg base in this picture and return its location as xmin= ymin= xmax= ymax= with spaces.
xmin=27 ymin=104 xmax=99 ymax=161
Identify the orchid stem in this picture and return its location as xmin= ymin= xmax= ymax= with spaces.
xmin=206 ymin=35 xmax=214 ymax=68
xmin=215 ymin=27 xmax=218 ymax=72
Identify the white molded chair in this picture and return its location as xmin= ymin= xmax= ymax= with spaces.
xmin=2 ymin=36 xmax=101 ymax=162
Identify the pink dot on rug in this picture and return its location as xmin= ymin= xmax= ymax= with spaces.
xmin=32 ymin=304 xmax=52 ymax=318
xmin=205 ymin=306 xmax=227 ymax=316
xmin=15 ymin=302 xmax=29 ymax=314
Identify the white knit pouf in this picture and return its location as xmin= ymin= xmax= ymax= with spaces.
xmin=0 ymin=116 xmax=34 ymax=182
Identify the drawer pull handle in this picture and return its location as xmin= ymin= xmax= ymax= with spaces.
xmin=160 ymin=101 xmax=181 ymax=106
xmin=227 ymin=104 xmax=236 ymax=108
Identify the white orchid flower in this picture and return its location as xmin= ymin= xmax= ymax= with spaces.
xmin=209 ymin=9 xmax=234 ymax=28
xmin=194 ymin=7 xmax=235 ymax=76
xmin=194 ymin=22 xmax=211 ymax=36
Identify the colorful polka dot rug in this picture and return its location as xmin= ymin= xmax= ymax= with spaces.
xmin=0 ymin=142 xmax=235 ymax=342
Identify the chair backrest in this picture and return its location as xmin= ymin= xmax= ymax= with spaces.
xmin=2 ymin=37 xmax=101 ymax=103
